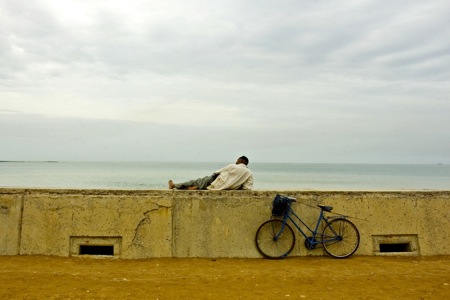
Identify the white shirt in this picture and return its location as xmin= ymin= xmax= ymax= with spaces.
xmin=207 ymin=163 xmax=253 ymax=190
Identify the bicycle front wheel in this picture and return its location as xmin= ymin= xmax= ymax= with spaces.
xmin=255 ymin=220 xmax=295 ymax=259
xmin=322 ymin=218 xmax=360 ymax=258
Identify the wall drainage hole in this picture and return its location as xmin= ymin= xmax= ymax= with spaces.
xmin=379 ymin=243 xmax=411 ymax=253
xmin=79 ymin=245 xmax=114 ymax=256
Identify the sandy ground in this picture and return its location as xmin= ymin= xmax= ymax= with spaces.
xmin=0 ymin=255 xmax=449 ymax=299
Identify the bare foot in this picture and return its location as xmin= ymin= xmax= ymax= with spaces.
xmin=168 ymin=180 xmax=175 ymax=189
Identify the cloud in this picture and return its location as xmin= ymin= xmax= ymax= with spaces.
xmin=1 ymin=0 xmax=449 ymax=163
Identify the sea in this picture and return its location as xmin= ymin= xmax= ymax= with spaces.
xmin=0 ymin=161 xmax=449 ymax=191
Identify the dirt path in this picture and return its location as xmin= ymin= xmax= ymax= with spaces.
xmin=1 ymin=255 xmax=449 ymax=299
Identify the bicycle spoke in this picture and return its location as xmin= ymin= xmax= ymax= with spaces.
xmin=255 ymin=220 xmax=295 ymax=259
xmin=322 ymin=219 xmax=360 ymax=258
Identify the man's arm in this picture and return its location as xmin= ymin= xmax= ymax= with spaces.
xmin=214 ymin=164 xmax=232 ymax=174
xmin=242 ymin=174 xmax=253 ymax=190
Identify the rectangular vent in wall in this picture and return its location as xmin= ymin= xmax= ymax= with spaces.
xmin=372 ymin=235 xmax=419 ymax=256
xmin=79 ymin=245 xmax=114 ymax=256
xmin=70 ymin=236 xmax=122 ymax=258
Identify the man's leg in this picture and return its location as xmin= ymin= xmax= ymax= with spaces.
xmin=169 ymin=175 xmax=214 ymax=190
xmin=194 ymin=175 xmax=215 ymax=189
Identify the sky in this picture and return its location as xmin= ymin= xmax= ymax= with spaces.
xmin=1 ymin=0 xmax=449 ymax=164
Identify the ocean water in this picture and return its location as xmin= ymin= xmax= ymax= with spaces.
xmin=0 ymin=161 xmax=449 ymax=191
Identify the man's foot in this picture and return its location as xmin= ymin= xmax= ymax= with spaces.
xmin=168 ymin=180 xmax=175 ymax=189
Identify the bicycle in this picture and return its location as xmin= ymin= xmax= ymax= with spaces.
xmin=255 ymin=194 xmax=360 ymax=259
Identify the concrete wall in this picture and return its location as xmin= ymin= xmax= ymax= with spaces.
xmin=1 ymin=189 xmax=449 ymax=258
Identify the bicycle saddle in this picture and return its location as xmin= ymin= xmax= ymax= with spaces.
xmin=318 ymin=204 xmax=333 ymax=212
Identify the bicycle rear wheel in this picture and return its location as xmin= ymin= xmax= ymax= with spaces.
xmin=322 ymin=218 xmax=360 ymax=258
xmin=255 ymin=220 xmax=295 ymax=259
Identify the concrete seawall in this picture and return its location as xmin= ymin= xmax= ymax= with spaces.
xmin=1 ymin=189 xmax=449 ymax=258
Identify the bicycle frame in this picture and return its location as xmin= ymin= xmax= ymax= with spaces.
xmin=274 ymin=203 xmax=341 ymax=248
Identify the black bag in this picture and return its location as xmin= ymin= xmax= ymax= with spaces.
xmin=271 ymin=195 xmax=290 ymax=216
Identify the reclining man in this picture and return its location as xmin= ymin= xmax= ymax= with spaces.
xmin=168 ymin=156 xmax=253 ymax=190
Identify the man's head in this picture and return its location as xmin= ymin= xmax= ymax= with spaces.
xmin=237 ymin=156 xmax=249 ymax=165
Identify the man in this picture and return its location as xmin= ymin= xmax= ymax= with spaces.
xmin=168 ymin=156 xmax=253 ymax=190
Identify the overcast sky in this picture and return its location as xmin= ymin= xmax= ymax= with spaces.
xmin=1 ymin=0 xmax=449 ymax=163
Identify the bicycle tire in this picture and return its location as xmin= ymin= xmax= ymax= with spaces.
xmin=255 ymin=220 xmax=295 ymax=259
xmin=322 ymin=218 xmax=360 ymax=258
